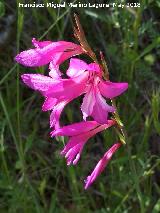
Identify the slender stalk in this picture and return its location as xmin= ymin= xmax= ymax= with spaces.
xmin=16 ymin=1 xmax=25 ymax=176
xmin=111 ymin=99 xmax=127 ymax=145
xmin=0 ymin=124 xmax=10 ymax=182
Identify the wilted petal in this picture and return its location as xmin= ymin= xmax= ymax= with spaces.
xmin=15 ymin=41 xmax=83 ymax=67
xmin=84 ymin=143 xmax=121 ymax=189
xmin=42 ymin=97 xmax=57 ymax=111
xmin=67 ymin=58 xmax=88 ymax=77
xmin=51 ymin=121 xmax=99 ymax=137
xmin=99 ymin=80 xmax=128 ymax=99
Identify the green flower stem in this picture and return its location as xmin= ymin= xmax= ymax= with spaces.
xmin=111 ymin=99 xmax=127 ymax=145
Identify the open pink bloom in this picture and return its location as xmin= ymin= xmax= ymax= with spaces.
xmin=21 ymin=58 xmax=128 ymax=127
xmin=51 ymin=120 xmax=115 ymax=165
xmin=84 ymin=142 xmax=121 ymax=189
xmin=21 ymin=72 xmax=88 ymax=129
xmin=20 ymin=51 xmax=128 ymax=128
xmin=67 ymin=58 xmax=128 ymax=124
xmin=15 ymin=38 xmax=83 ymax=78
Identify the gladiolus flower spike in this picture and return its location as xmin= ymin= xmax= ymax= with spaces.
xmin=15 ymin=15 xmax=128 ymax=189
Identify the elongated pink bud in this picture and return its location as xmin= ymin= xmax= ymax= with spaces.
xmin=84 ymin=142 xmax=121 ymax=189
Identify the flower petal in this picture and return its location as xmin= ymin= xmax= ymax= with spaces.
xmin=15 ymin=41 xmax=83 ymax=67
xmin=81 ymin=86 xmax=96 ymax=120
xmin=49 ymin=61 xmax=62 ymax=79
xmin=67 ymin=58 xmax=88 ymax=77
xmin=64 ymin=142 xmax=85 ymax=166
xmin=53 ymin=50 xmax=83 ymax=67
xmin=32 ymin=38 xmax=52 ymax=48
xmin=42 ymin=97 xmax=57 ymax=111
xmin=91 ymin=87 xmax=115 ymax=124
xmin=49 ymin=53 xmax=86 ymax=79
xmin=84 ymin=143 xmax=121 ymax=189
xmin=60 ymin=122 xmax=115 ymax=165
xmin=21 ymin=74 xmax=59 ymax=92
xmin=51 ymin=121 xmax=99 ymax=137
xmin=99 ymin=80 xmax=128 ymax=99
xmin=60 ymin=133 xmax=89 ymax=165
xmin=88 ymin=63 xmax=102 ymax=76
xmin=44 ymin=72 xmax=88 ymax=100
xmin=50 ymin=100 xmax=69 ymax=129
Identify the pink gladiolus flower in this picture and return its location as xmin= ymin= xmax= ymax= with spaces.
xmin=21 ymin=72 xmax=88 ymax=129
xmin=15 ymin=38 xmax=83 ymax=78
xmin=84 ymin=142 xmax=121 ymax=189
xmin=21 ymin=57 xmax=128 ymax=128
xmin=67 ymin=58 xmax=128 ymax=124
xmin=15 ymin=20 xmax=128 ymax=191
xmin=51 ymin=120 xmax=115 ymax=165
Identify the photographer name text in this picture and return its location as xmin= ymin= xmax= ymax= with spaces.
xmin=18 ymin=2 xmax=140 ymax=9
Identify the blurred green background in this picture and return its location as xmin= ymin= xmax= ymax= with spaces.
xmin=0 ymin=0 xmax=160 ymax=212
